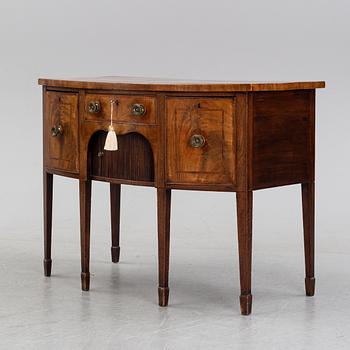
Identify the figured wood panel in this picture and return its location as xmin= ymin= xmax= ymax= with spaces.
xmin=84 ymin=93 xmax=156 ymax=124
xmin=252 ymin=90 xmax=315 ymax=189
xmin=88 ymin=131 xmax=154 ymax=183
xmin=44 ymin=91 xmax=79 ymax=173
xmin=166 ymin=98 xmax=235 ymax=185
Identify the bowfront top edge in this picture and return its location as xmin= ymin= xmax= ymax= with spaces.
xmin=38 ymin=76 xmax=325 ymax=92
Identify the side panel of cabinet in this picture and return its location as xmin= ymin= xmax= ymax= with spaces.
xmin=166 ymin=98 xmax=235 ymax=185
xmin=252 ymin=90 xmax=314 ymax=189
xmin=44 ymin=91 xmax=79 ymax=174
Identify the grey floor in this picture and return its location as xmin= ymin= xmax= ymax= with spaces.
xmin=0 ymin=186 xmax=349 ymax=350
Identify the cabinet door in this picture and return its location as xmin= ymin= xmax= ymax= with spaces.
xmin=44 ymin=91 xmax=79 ymax=173
xmin=166 ymin=98 xmax=235 ymax=185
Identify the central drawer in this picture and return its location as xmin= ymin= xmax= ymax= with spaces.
xmin=84 ymin=93 xmax=157 ymax=125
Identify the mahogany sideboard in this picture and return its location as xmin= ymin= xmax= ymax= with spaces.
xmin=39 ymin=76 xmax=325 ymax=315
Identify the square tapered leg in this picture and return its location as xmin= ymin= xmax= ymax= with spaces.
xmin=110 ymin=183 xmax=121 ymax=263
xmin=43 ymin=171 xmax=53 ymax=277
xmin=79 ymin=179 xmax=92 ymax=291
xmin=302 ymin=182 xmax=315 ymax=296
xmin=236 ymin=191 xmax=253 ymax=315
xmin=157 ymin=188 xmax=171 ymax=306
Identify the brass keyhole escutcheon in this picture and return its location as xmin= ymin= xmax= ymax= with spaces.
xmin=88 ymin=101 xmax=101 ymax=113
xmin=131 ymin=103 xmax=146 ymax=116
xmin=51 ymin=125 xmax=63 ymax=137
xmin=190 ymin=134 xmax=206 ymax=148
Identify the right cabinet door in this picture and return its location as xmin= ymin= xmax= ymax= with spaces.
xmin=166 ymin=98 xmax=235 ymax=185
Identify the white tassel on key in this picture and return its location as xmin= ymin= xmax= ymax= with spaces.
xmin=104 ymin=125 xmax=118 ymax=151
xmin=104 ymin=100 xmax=118 ymax=151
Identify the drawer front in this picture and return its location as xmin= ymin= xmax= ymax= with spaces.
xmin=84 ymin=94 xmax=156 ymax=125
xmin=166 ymin=98 xmax=235 ymax=185
xmin=44 ymin=91 xmax=79 ymax=173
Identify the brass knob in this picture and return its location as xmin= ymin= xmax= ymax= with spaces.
xmin=51 ymin=125 xmax=63 ymax=137
xmin=88 ymin=101 xmax=101 ymax=113
xmin=190 ymin=134 xmax=206 ymax=148
xmin=131 ymin=103 xmax=146 ymax=116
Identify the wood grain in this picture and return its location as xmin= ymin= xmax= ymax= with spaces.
xmin=252 ymin=90 xmax=313 ymax=189
xmin=84 ymin=93 xmax=157 ymax=125
xmin=166 ymin=98 xmax=235 ymax=185
xmin=39 ymin=76 xmax=325 ymax=92
xmin=44 ymin=91 xmax=79 ymax=173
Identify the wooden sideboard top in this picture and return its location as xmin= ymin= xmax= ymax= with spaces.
xmin=38 ymin=76 xmax=325 ymax=92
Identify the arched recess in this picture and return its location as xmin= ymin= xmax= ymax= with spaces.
xmin=88 ymin=131 xmax=155 ymax=184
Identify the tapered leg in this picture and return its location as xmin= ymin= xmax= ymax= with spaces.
xmin=302 ymin=182 xmax=315 ymax=296
xmin=110 ymin=184 xmax=121 ymax=263
xmin=236 ymin=191 xmax=253 ymax=315
xmin=79 ymin=179 xmax=92 ymax=291
xmin=157 ymin=188 xmax=171 ymax=306
xmin=43 ymin=171 xmax=53 ymax=277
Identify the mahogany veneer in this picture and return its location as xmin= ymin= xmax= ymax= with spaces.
xmin=39 ymin=76 xmax=325 ymax=315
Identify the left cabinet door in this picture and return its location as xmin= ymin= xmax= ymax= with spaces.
xmin=44 ymin=91 xmax=79 ymax=174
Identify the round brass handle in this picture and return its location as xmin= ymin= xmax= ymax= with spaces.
xmin=51 ymin=125 xmax=63 ymax=137
xmin=190 ymin=134 xmax=206 ymax=148
xmin=88 ymin=101 xmax=101 ymax=113
xmin=131 ymin=103 xmax=146 ymax=117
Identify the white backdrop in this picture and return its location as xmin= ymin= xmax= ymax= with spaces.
xmin=0 ymin=2 xmax=349 ymax=347
xmin=0 ymin=0 xmax=348 ymax=253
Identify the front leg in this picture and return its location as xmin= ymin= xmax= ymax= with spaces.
xmin=110 ymin=183 xmax=121 ymax=263
xmin=157 ymin=188 xmax=171 ymax=306
xmin=236 ymin=191 xmax=253 ymax=315
xmin=79 ymin=179 xmax=92 ymax=291
xmin=302 ymin=182 xmax=315 ymax=296
xmin=43 ymin=171 xmax=53 ymax=276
